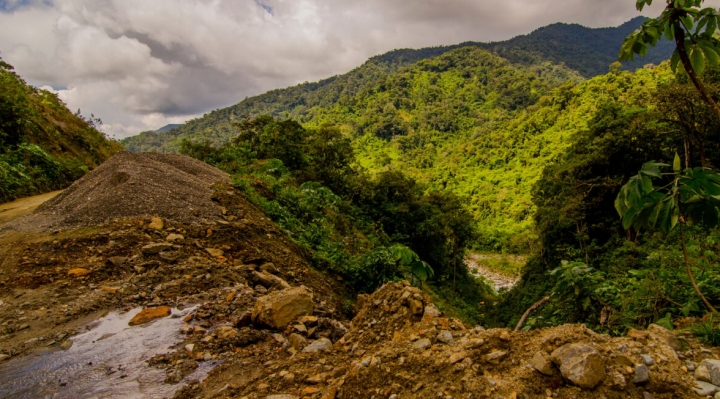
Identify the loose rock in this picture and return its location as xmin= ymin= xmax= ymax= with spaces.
xmin=252 ymin=287 xmax=314 ymax=329
xmin=697 ymin=359 xmax=720 ymax=385
xmin=530 ymin=352 xmax=554 ymax=376
xmin=694 ymin=381 xmax=720 ymax=396
xmin=633 ymin=364 xmax=650 ymax=384
xmin=303 ymin=338 xmax=333 ymax=353
xmin=551 ymin=343 xmax=606 ymax=389
xmin=129 ymin=306 xmax=171 ymax=326
xmin=68 ymin=268 xmax=91 ymax=277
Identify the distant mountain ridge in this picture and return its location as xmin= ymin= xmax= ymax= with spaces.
xmin=121 ymin=16 xmax=673 ymax=153
xmin=156 ymin=124 xmax=181 ymax=133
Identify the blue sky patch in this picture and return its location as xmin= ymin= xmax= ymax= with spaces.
xmin=253 ymin=0 xmax=273 ymax=15
xmin=0 ymin=0 xmax=51 ymax=13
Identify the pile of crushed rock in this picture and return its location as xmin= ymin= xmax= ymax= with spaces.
xmin=159 ymin=279 xmax=715 ymax=399
xmin=33 ymin=152 xmax=230 ymax=227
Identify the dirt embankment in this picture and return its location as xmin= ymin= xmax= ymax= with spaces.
xmin=0 ymin=153 xmax=716 ymax=399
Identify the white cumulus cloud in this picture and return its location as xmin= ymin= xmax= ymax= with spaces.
xmin=1 ymin=0 xmax=717 ymax=138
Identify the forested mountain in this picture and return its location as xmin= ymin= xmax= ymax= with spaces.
xmin=121 ymin=17 xmax=672 ymax=154
xmin=0 ymin=57 xmax=121 ymax=203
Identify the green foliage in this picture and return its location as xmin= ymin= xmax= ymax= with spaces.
xmin=490 ymin=63 xmax=720 ymax=331
xmin=691 ymin=315 xmax=720 ymax=346
xmin=621 ymin=1 xmax=720 ymax=75
xmin=0 ymin=56 xmax=120 ymax=203
xmin=181 ymin=115 xmax=486 ymax=322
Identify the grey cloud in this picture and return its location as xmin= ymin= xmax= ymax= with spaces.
xmin=1 ymin=0 xmax=719 ymax=138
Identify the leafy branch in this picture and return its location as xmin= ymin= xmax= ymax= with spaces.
xmin=615 ymin=155 xmax=720 ymax=312
xmin=620 ymin=0 xmax=720 ymax=118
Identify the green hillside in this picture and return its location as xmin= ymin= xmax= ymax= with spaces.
xmin=301 ymin=51 xmax=672 ymax=250
xmin=0 ymin=57 xmax=122 ymax=203
xmin=121 ymin=17 xmax=672 ymax=154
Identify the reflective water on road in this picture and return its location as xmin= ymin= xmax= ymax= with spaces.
xmin=0 ymin=306 xmax=214 ymax=399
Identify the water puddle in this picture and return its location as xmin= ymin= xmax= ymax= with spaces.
xmin=0 ymin=306 xmax=217 ymax=399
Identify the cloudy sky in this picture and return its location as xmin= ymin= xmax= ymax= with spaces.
xmin=1 ymin=0 xmax=718 ymax=139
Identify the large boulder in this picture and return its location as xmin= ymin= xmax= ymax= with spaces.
xmin=696 ymin=359 xmax=720 ymax=386
xmin=551 ymin=343 xmax=606 ymax=389
xmin=252 ymin=287 xmax=314 ymax=329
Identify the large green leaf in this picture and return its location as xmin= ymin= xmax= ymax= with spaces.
xmin=411 ymin=260 xmax=433 ymax=282
xmin=690 ymin=44 xmax=707 ymax=74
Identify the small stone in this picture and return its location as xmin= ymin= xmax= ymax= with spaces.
xmin=485 ymin=350 xmax=508 ymax=364
xmin=307 ymin=373 xmax=328 ymax=383
xmin=414 ymin=338 xmax=431 ymax=351
xmin=464 ymin=338 xmax=484 ymax=349
xmin=641 ymin=354 xmax=654 ymax=366
xmin=205 ymin=248 xmax=224 ymax=257
xmin=100 ymin=286 xmax=118 ymax=294
xmin=437 ymin=330 xmax=454 ymax=344
xmin=697 ymin=359 xmax=720 ymax=385
xmin=301 ymin=387 xmax=321 ymax=395
xmin=633 ymin=364 xmax=650 ymax=384
xmin=610 ymin=371 xmax=626 ymax=388
xmin=273 ymin=333 xmax=289 ymax=347
xmin=128 ymin=306 xmax=171 ymax=326
xmin=303 ymin=338 xmax=333 ymax=353
xmin=59 ymin=339 xmax=73 ymax=350
xmin=68 ymin=268 xmax=91 ymax=277
xmin=141 ymin=243 xmax=173 ymax=255
xmin=407 ymin=299 xmax=424 ymax=315
xmin=215 ymin=326 xmax=238 ymax=339
xmin=288 ymin=333 xmax=308 ymax=349
xmin=449 ymin=351 xmax=467 ymax=364
xmin=283 ymin=372 xmax=295 ymax=382
xmin=108 ymin=256 xmax=127 ymax=267
xmin=185 ymin=344 xmax=194 ymax=353
xmin=423 ymin=304 xmax=442 ymax=319
xmin=166 ymin=233 xmax=184 ymax=242
xmin=694 ymin=381 xmax=720 ymax=396
xmin=266 ymin=396 xmax=298 ymax=399
xmin=643 ymin=392 xmax=654 ymax=399
xmin=148 ymin=217 xmax=164 ymax=230
xmin=259 ymin=262 xmax=278 ymax=274
xmin=294 ymin=324 xmax=307 ymax=333
xmin=298 ymin=316 xmax=318 ymax=326
xmin=203 ymin=352 xmax=212 ymax=361
xmin=0 ymin=354 xmax=9 ymax=361
xmin=530 ymin=352 xmax=554 ymax=376
xmin=686 ymin=361 xmax=696 ymax=371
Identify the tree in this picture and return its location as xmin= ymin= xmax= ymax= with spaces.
xmin=231 ymin=115 xmax=307 ymax=171
xmin=615 ymin=157 xmax=720 ymax=312
xmin=620 ymin=0 xmax=720 ymax=117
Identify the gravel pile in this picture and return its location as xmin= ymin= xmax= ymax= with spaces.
xmin=35 ymin=151 xmax=230 ymax=226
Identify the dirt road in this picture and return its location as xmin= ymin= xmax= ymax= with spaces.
xmin=0 ymin=191 xmax=62 ymax=226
